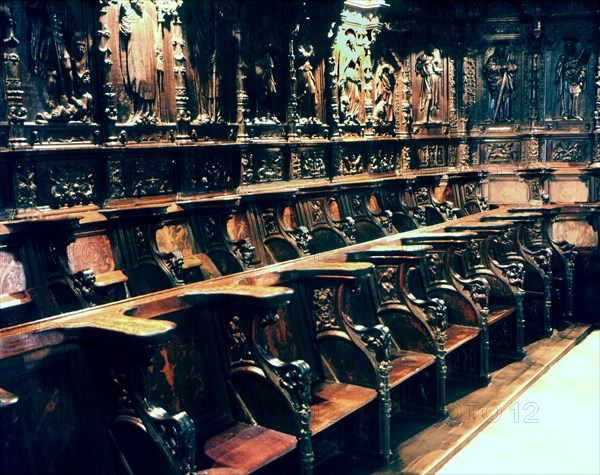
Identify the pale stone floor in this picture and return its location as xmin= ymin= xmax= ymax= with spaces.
xmin=437 ymin=329 xmax=600 ymax=475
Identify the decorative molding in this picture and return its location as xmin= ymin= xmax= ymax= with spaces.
xmin=49 ymin=165 xmax=95 ymax=208
xmin=551 ymin=141 xmax=585 ymax=162
xmin=15 ymin=164 xmax=37 ymax=208
xmin=483 ymin=142 xmax=518 ymax=163
xmin=313 ymin=287 xmax=338 ymax=331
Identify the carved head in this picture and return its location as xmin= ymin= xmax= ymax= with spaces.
xmin=131 ymin=0 xmax=145 ymax=14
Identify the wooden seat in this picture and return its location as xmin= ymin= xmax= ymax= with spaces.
xmin=204 ymin=423 xmax=297 ymax=474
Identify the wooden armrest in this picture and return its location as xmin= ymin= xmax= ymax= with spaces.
xmin=445 ymin=221 xmax=513 ymax=232
xmin=400 ymin=231 xmax=476 ymax=245
xmin=284 ymin=261 xmax=374 ymax=279
xmin=346 ymin=245 xmax=431 ymax=264
xmin=0 ymin=291 xmax=32 ymax=310
xmin=480 ymin=213 xmax=540 ymax=223
xmin=0 ymin=387 xmax=18 ymax=428
xmin=179 ymin=284 xmax=293 ymax=310
xmin=94 ymin=270 xmax=128 ymax=288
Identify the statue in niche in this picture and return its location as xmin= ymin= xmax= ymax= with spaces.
xmin=339 ymin=29 xmax=363 ymax=125
xmin=555 ymin=39 xmax=589 ymax=120
xmin=415 ymin=44 xmax=443 ymax=123
xmin=373 ymin=56 xmax=396 ymax=124
xmin=297 ymin=43 xmax=319 ymax=122
xmin=29 ymin=1 xmax=92 ymax=123
xmin=253 ymin=46 xmax=279 ymax=123
xmin=484 ymin=45 xmax=517 ymax=122
xmin=120 ymin=0 xmax=163 ymax=124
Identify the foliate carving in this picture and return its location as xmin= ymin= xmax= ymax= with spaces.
xmin=401 ymin=55 xmax=414 ymax=134
xmin=466 ymin=278 xmax=490 ymax=310
xmin=351 ymin=195 xmax=362 ymax=215
xmin=227 ymin=316 xmax=252 ymax=363
xmin=108 ymin=161 xmax=125 ymax=199
xmin=359 ymin=325 xmax=392 ymax=368
xmin=434 ymin=200 xmax=456 ymax=220
xmin=458 ymin=142 xmax=470 ymax=168
xmin=241 ymin=152 xmax=253 ymax=185
xmin=525 ymin=137 xmax=540 ymax=163
xmin=337 ymin=217 xmax=356 ymax=244
xmin=262 ymin=208 xmax=278 ymax=235
xmin=415 ymin=187 xmax=429 ymax=205
xmin=199 ymin=158 xmax=232 ymax=191
xmin=49 ymin=165 xmax=95 ymax=208
xmin=291 ymin=226 xmax=311 ymax=254
xmin=150 ymin=408 xmax=196 ymax=475
xmin=377 ymin=267 xmax=398 ymax=302
xmin=371 ymin=149 xmax=395 ymax=174
xmin=235 ymin=241 xmax=256 ymax=268
xmin=132 ymin=158 xmax=174 ymax=196
xmin=134 ymin=226 xmax=150 ymax=257
xmin=425 ymin=298 xmax=448 ymax=344
xmin=300 ymin=150 xmax=327 ymax=179
xmin=484 ymin=142 xmax=517 ymax=163
xmin=279 ymin=360 xmax=313 ymax=458
xmin=448 ymin=58 xmax=457 ymax=128
xmin=341 ymin=153 xmax=364 ymax=175
xmin=205 ymin=218 xmax=218 ymax=243
xmin=462 ymin=54 xmax=477 ymax=111
xmin=313 ymin=287 xmax=338 ymax=331
xmin=551 ymin=141 xmax=585 ymax=162
xmin=15 ymin=164 xmax=37 ymax=208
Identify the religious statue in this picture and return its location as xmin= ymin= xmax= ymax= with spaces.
xmin=555 ymin=39 xmax=589 ymax=120
xmin=253 ymin=46 xmax=279 ymax=123
xmin=29 ymin=1 xmax=93 ymax=123
xmin=484 ymin=45 xmax=517 ymax=122
xmin=120 ymin=0 xmax=162 ymax=124
xmin=339 ymin=30 xmax=363 ymax=125
xmin=415 ymin=45 xmax=443 ymax=123
xmin=297 ymin=43 xmax=319 ymax=122
xmin=373 ymin=57 xmax=396 ymax=124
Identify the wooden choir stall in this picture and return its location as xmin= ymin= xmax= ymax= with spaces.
xmin=0 ymin=0 xmax=599 ymax=474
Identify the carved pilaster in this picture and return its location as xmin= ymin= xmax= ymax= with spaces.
xmin=1 ymin=5 xmax=28 ymax=148
xmin=98 ymin=0 xmax=118 ymax=145
xmin=14 ymin=163 xmax=36 ymax=209
xmin=162 ymin=4 xmax=191 ymax=142
xmin=234 ymin=17 xmax=249 ymax=141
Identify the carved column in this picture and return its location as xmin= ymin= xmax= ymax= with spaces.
xmin=590 ymin=46 xmax=600 ymax=167
xmin=167 ymin=6 xmax=191 ymax=142
xmin=234 ymin=13 xmax=248 ymax=142
xmin=1 ymin=4 xmax=28 ymax=148
xmin=98 ymin=0 xmax=118 ymax=146
xmin=287 ymin=25 xmax=299 ymax=140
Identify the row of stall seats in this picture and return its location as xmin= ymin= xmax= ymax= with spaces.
xmin=0 ymin=172 xmax=593 ymax=475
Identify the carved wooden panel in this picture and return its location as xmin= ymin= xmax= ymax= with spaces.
xmin=156 ymin=224 xmax=195 ymax=258
xmin=482 ymin=142 xmax=519 ymax=164
xmin=549 ymin=140 xmax=588 ymax=163
xmin=0 ymin=250 xmax=27 ymax=295
xmin=66 ymin=234 xmax=115 ymax=274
